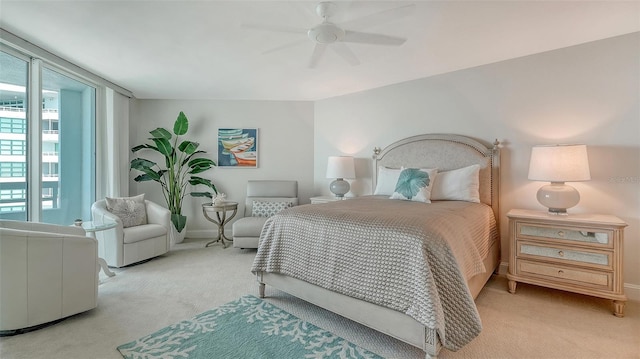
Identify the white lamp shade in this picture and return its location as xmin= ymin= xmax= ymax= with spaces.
xmin=528 ymin=144 xmax=591 ymax=182
xmin=326 ymin=156 xmax=355 ymax=179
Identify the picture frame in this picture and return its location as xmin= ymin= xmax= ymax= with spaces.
xmin=217 ymin=128 xmax=258 ymax=168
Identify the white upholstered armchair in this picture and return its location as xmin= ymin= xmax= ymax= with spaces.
xmin=91 ymin=198 xmax=171 ymax=268
xmin=0 ymin=220 xmax=98 ymax=334
xmin=232 ymin=180 xmax=298 ymax=249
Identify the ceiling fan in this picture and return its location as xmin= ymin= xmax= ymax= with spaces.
xmin=243 ymin=2 xmax=414 ymax=68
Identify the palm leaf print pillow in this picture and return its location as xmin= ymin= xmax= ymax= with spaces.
xmin=390 ymin=168 xmax=438 ymax=203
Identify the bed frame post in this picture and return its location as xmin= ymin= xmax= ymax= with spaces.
xmin=491 ymin=139 xmax=501 ymax=229
xmin=259 ymin=283 xmax=265 ymax=298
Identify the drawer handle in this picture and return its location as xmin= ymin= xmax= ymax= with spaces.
xmin=558 ymin=270 xmax=564 ymax=275
xmin=557 ymin=230 xmax=565 ymax=237
xmin=558 ymin=250 xmax=564 ymax=257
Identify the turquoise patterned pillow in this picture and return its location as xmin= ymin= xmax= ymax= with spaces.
xmin=251 ymin=201 xmax=293 ymax=218
xmin=390 ymin=168 xmax=438 ymax=203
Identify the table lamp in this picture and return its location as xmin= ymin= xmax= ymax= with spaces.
xmin=326 ymin=156 xmax=355 ymax=197
xmin=528 ymin=144 xmax=591 ymax=214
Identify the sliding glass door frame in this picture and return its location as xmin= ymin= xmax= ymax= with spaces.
xmin=27 ymin=57 xmax=42 ymax=221
xmin=1 ymin=42 xmax=101 ymax=223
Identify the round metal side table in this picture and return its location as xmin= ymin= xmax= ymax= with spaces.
xmin=202 ymin=201 xmax=238 ymax=248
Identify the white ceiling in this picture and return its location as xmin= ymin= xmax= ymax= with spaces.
xmin=1 ymin=1 xmax=638 ymax=101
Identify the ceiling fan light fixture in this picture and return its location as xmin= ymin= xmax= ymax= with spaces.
xmin=308 ymin=22 xmax=345 ymax=44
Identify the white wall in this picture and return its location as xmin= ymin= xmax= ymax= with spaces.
xmin=314 ymin=33 xmax=640 ymax=297
xmin=129 ymin=99 xmax=314 ymax=237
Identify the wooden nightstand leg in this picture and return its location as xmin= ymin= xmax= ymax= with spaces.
xmin=613 ymin=300 xmax=625 ymax=318
xmin=508 ymin=280 xmax=517 ymax=294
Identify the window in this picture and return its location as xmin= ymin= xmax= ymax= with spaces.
xmin=0 ymin=117 xmax=26 ymax=133
xmin=0 ymin=139 xmax=26 ymax=155
xmin=0 ymin=51 xmax=28 ymax=220
xmin=0 ymin=162 xmax=26 ymax=177
xmin=0 ymin=48 xmax=96 ymax=224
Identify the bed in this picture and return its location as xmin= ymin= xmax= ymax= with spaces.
xmin=251 ymin=134 xmax=500 ymax=358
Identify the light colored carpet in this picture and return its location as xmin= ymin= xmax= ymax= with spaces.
xmin=1 ymin=238 xmax=638 ymax=359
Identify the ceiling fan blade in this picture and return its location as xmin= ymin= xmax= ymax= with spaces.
xmin=262 ymin=39 xmax=308 ymax=55
xmin=329 ymin=43 xmax=360 ymax=66
xmin=339 ymin=3 xmax=416 ymax=30
xmin=308 ymin=43 xmax=328 ymax=69
xmin=241 ymin=23 xmax=307 ymax=35
xmin=343 ymin=30 xmax=406 ymax=46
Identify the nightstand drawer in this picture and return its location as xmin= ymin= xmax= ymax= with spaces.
xmin=517 ymin=223 xmax=612 ymax=248
xmin=517 ymin=259 xmax=612 ymax=290
xmin=518 ymin=242 xmax=612 ymax=269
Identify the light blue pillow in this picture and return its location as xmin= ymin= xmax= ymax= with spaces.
xmin=390 ymin=168 xmax=438 ymax=203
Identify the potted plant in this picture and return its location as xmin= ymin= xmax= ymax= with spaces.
xmin=130 ymin=111 xmax=217 ymax=243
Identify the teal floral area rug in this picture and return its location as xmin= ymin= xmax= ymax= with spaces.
xmin=117 ymin=295 xmax=384 ymax=359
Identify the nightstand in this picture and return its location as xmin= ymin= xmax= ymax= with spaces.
xmin=310 ymin=196 xmax=346 ymax=204
xmin=506 ymin=209 xmax=627 ymax=317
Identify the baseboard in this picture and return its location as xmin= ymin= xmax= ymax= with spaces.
xmin=497 ymin=262 xmax=640 ymax=302
xmin=624 ymin=283 xmax=640 ymax=302
xmin=498 ymin=261 xmax=509 ymax=276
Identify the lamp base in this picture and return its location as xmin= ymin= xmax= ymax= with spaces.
xmin=329 ymin=178 xmax=350 ymax=197
xmin=537 ymin=182 xmax=580 ymax=215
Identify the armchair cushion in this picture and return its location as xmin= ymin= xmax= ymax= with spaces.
xmin=233 ymin=217 xmax=269 ymax=237
xmin=123 ymin=224 xmax=167 ymax=244
xmin=105 ymin=194 xmax=147 ymax=228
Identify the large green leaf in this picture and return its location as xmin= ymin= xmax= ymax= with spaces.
xmin=131 ymin=144 xmax=157 ymax=153
xmin=394 ymin=168 xmax=430 ymax=199
xmin=189 ymin=176 xmax=216 ymax=190
xmin=189 ymin=175 xmax=217 ymax=198
xmin=174 ymin=111 xmax=189 ymax=136
xmin=152 ymin=138 xmax=173 ymax=157
xmin=171 ymin=214 xmax=187 ymax=233
xmin=133 ymin=173 xmax=156 ymax=182
xmin=135 ymin=168 xmax=161 ymax=181
xmin=188 ymin=157 xmax=216 ymax=168
xmin=178 ymin=140 xmax=199 ymax=155
xmin=182 ymin=150 xmax=206 ymax=167
xmin=130 ymin=158 xmax=156 ymax=170
xmin=150 ymin=127 xmax=172 ymax=140
xmin=191 ymin=192 xmax=215 ymax=198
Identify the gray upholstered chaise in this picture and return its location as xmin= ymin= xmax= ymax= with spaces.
xmin=232 ymin=180 xmax=298 ymax=249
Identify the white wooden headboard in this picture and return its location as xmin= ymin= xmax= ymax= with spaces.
xmin=372 ymin=134 xmax=500 ymax=220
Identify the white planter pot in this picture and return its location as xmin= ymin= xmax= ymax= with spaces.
xmin=170 ymin=223 xmax=187 ymax=246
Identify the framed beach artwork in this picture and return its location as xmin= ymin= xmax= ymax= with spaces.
xmin=217 ymin=128 xmax=258 ymax=168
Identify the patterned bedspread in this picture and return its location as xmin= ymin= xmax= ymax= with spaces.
xmin=251 ymin=196 xmax=498 ymax=351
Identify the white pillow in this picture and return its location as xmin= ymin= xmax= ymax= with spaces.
xmin=390 ymin=168 xmax=438 ymax=203
xmin=251 ymin=200 xmax=293 ymax=218
xmin=105 ymin=194 xmax=148 ymax=228
xmin=374 ymin=166 xmax=402 ymax=196
xmin=431 ymin=164 xmax=481 ymax=203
